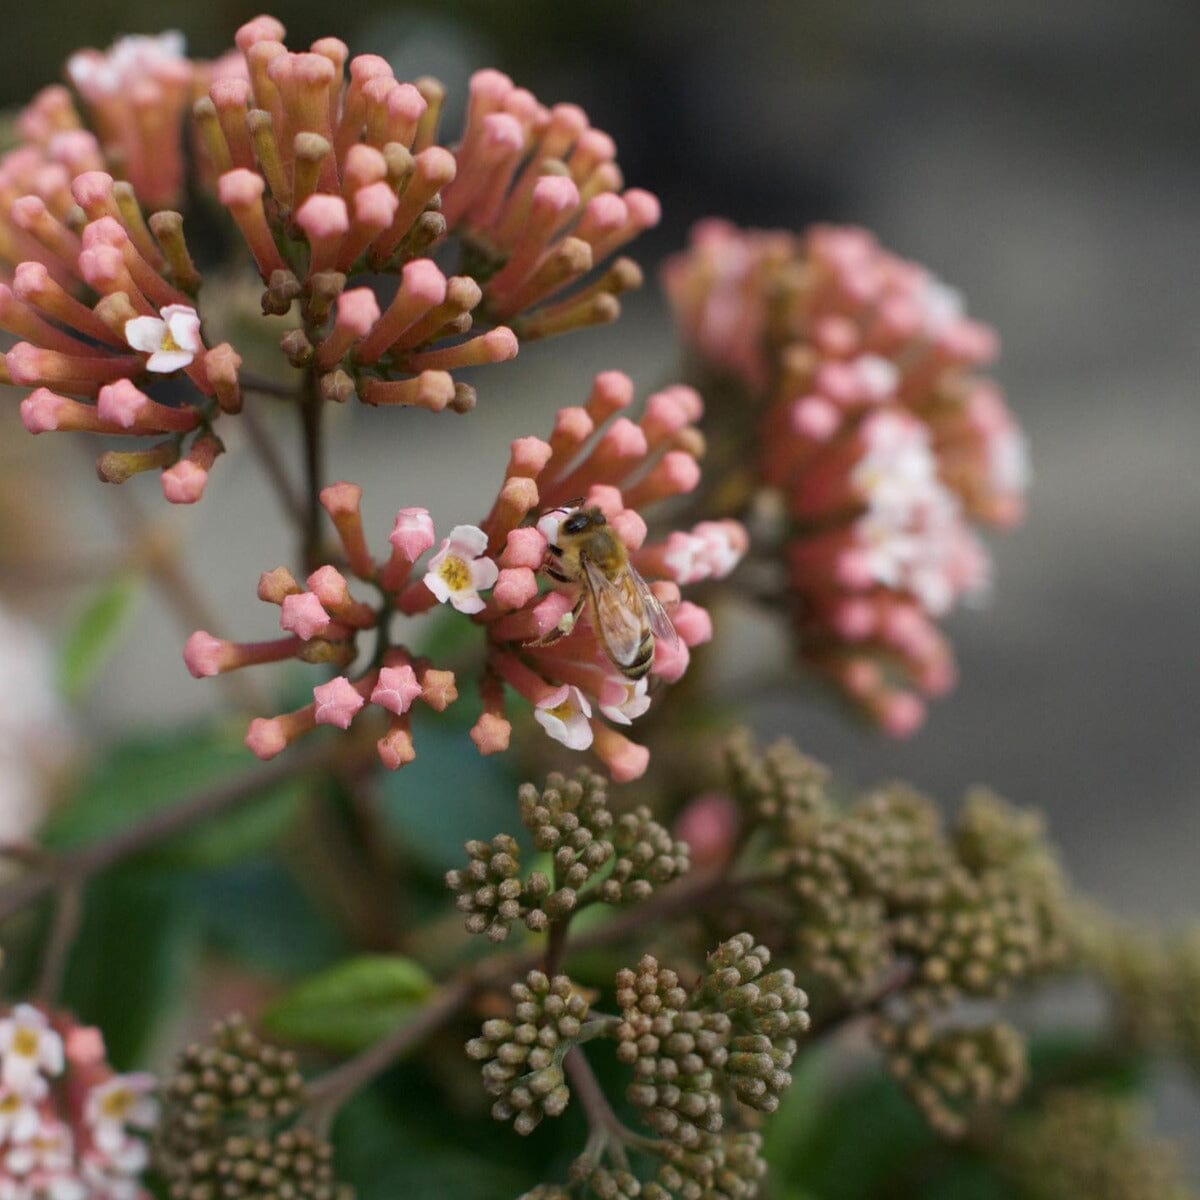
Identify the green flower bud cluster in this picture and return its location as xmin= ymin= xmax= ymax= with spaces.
xmin=873 ymin=1017 xmax=1026 ymax=1139
xmin=725 ymin=732 xmax=832 ymax=831
xmin=615 ymin=935 xmax=808 ymax=1150
xmin=1000 ymin=1089 xmax=1197 ymax=1200
xmin=155 ymin=1015 xmax=351 ymax=1200
xmin=448 ymin=771 xmax=689 ymax=942
xmin=597 ymin=806 xmax=691 ymax=904
xmin=569 ymin=1153 xmax=643 ymax=1199
xmin=694 ymin=934 xmax=810 ymax=1113
xmin=1077 ymin=909 xmax=1200 ymax=1071
xmin=616 ymin=954 xmax=729 ymax=1147
xmin=649 ymin=1130 xmax=768 ymax=1200
xmin=466 ymin=970 xmax=588 ymax=1135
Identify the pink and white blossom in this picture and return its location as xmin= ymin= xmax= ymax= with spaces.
xmin=423 ymin=525 xmax=499 ymax=615
xmin=123 ymin=305 xmax=203 ymax=374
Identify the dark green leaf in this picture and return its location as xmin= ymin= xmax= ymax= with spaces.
xmin=44 ymin=724 xmax=303 ymax=869
xmin=262 ymin=954 xmax=434 ymax=1051
xmin=376 ymin=711 xmax=523 ymax=874
xmin=62 ymin=869 xmax=200 ymax=1068
xmin=58 ymin=573 xmax=140 ymax=699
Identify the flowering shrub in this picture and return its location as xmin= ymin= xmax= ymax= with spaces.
xmin=664 ymin=221 xmax=1029 ymax=733
xmin=0 ymin=15 xmax=1193 ymax=1200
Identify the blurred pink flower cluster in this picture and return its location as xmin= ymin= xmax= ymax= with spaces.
xmin=0 ymin=1005 xmax=157 ymax=1199
xmin=1 ymin=16 xmax=657 ymax=500
xmin=187 ymin=372 xmax=744 ymax=781
xmin=665 ymin=220 xmax=1028 ymax=733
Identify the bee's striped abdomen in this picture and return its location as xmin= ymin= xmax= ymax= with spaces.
xmin=621 ymin=631 xmax=656 ymax=680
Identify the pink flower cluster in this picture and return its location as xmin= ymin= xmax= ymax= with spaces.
xmin=185 ymin=373 xmax=744 ymax=781
xmin=3 ymin=16 xmax=659 ymax=499
xmin=0 ymin=1005 xmax=157 ymax=1200
xmin=665 ymin=220 xmax=1029 ymax=734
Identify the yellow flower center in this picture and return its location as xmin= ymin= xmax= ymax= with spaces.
xmin=11 ymin=1028 xmax=39 ymax=1057
xmin=544 ymin=700 xmax=575 ymax=721
xmin=160 ymin=328 xmax=181 ymax=352
xmin=438 ymin=555 xmax=470 ymax=591
xmin=0 ymin=1094 xmax=21 ymax=1114
xmin=99 ymin=1087 xmax=134 ymax=1119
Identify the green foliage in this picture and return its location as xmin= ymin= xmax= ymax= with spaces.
xmin=56 ymin=571 xmax=141 ymax=699
xmin=62 ymin=869 xmax=200 ymax=1069
xmin=44 ymin=723 xmax=303 ymax=868
xmin=263 ymin=954 xmax=435 ymax=1051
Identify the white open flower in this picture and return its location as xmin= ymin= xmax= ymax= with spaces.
xmin=0 ymin=1005 xmax=64 ymax=1094
xmin=423 ymin=525 xmax=499 ymax=615
xmin=124 ymin=304 xmax=203 ymax=373
xmin=534 ymin=685 xmax=594 ymax=750
xmin=84 ymin=1074 xmax=159 ymax=1154
xmin=67 ymin=32 xmax=186 ymax=98
xmin=0 ymin=1083 xmax=44 ymax=1144
xmin=598 ymin=677 xmax=651 ymax=726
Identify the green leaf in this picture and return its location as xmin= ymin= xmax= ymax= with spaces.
xmin=262 ymin=954 xmax=434 ymax=1051
xmin=57 ymin=573 xmax=140 ymax=699
xmin=63 ymin=869 xmax=200 ymax=1068
xmin=44 ymin=724 xmax=303 ymax=869
xmin=376 ymin=710 xmax=523 ymax=874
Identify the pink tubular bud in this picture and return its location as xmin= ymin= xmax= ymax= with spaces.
xmin=280 ymin=591 xmax=334 ymax=640
xmin=319 ymin=481 xmax=375 ymax=579
xmin=218 ymin=169 xmax=286 ymax=279
xmin=505 ymin=436 xmax=553 ymax=480
xmin=671 ymin=602 xmax=713 ymax=647
xmin=586 ymin=370 xmax=634 ymax=422
xmin=610 ymin=508 xmax=647 ymax=551
xmin=879 ymin=691 xmax=926 ymax=738
xmin=295 ymin=193 xmax=349 ymax=276
xmin=403 ymin=325 xmax=518 ymax=373
xmin=205 ymin=342 xmax=242 ymax=414
xmin=377 ymin=718 xmax=416 ymax=769
xmin=590 ymin=723 xmax=650 ymax=783
xmin=245 ymin=704 xmax=317 ymax=761
xmin=236 ymin=15 xmax=287 ymax=51
xmin=470 ymin=711 xmax=511 ymax=756
xmin=482 ymin=475 xmax=540 ymax=553
xmin=184 ymin=631 xmax=302 ymax=677
xmin=355 ymin=256 xmax=448 ymax=362
xmin=313 ymin=676 xmax=366 ymax=729
xmin=21 ymin=388 xmax=109 ymax=435
xmin=361 ymin=371 xmax=455 ymax=411
xmin=97 ymin=379 xmax=198 ymax=432
xmin=500 ymin=526 xmax=547 ymax=569
xmin=387 ymin=507 xmax=436 ymax=562
xmin=316 ymin=287 xmax=381 ymax=369
xmin=370 ymin=664 xmax=422 ymax=716
xmin=491 ymin=567 xmax=539 ymax=611
xmin=622 ymin=451 xmax=702 ymax=509
xmin=259 ymin=566 xmax=302 ymax=604
xmin=71 ymin=171 xmax=121 ymax=221
xmin=652 ymin=635 xmax=690 ymax=684
xmin=419 ymin=667 xmax=458 ymax=712
xmin=161 ymin=461 xmax=208 ymax=504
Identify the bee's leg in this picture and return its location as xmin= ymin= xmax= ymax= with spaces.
xmin=526 ymin=590 xmax=586 ymax=647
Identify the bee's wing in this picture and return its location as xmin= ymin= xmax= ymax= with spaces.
xmin=628 ymin=564 xmax=679 ymax=644
xmin=581 ymin=557 xmax=645 ymax=669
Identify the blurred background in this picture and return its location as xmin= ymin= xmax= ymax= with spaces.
xmin=1 ymin=0 xmax=1197 ymax=1169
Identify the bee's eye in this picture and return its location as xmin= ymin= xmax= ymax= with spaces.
xmin=563 ymin=513 xmax=591 ymax=534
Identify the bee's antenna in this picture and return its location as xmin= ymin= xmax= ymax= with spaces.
xmin=543 ymin=496 xmax=586 ymax=516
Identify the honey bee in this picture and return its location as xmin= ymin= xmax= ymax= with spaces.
xmin=531 ymin=505 xmax=677 ymax=680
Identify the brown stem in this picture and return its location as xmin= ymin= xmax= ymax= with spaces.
xmin=34 ymin=882 xmax=82 ymax=1003
xmin=299 ymin=368 xmax=325 ymax=573
xmin=240 ymin=403 xmax=308 ymax=531
xmin=563 ymin=1046 xmax=630 ymax=1150
xmin=302 ymin=975 xmax=474 ymax=1135
xmin=0 ymin=741 xmax=339 ymax=921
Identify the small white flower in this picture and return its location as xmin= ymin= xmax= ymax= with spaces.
xmin=423 ymin=525 xmax=499 ymax=615
xmin=67 ymin=32 xmax=186 ymax=98
xmin=598 ymin=677 xmax=651 ymax=726
xmin=124 ymin=304 xmax=203 ymax=373
xmin=851 ymin=410 xmax=937 ymax=513
xmin=4 ymin=1117 xmax=73 ymax=1175
xmin=535 ymin=507 xmax=575 ymax=547
xmin=0 ymin=1083 xmax=44 ymax=1143
xmin=84 ymin=1074 xmax=159 ymax=1154
xmin=534 ymin=686 xmax=594 ymax=750
xmin=0 ymin=1005 xmax=64 ymax=1094
xmin=691 ymin=522 xmax=745 ymax=580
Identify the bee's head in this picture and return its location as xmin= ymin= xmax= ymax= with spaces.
xmin=562 ymin=506 xmax=606 ymax=535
